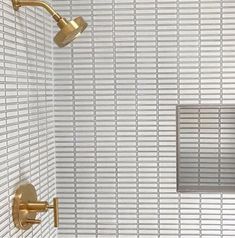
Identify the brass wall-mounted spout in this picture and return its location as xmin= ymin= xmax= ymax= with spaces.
xmin=12 ymin=183 xmax=59 ymax=230
xmin=12 ymin=0 xmax=87 ymax=47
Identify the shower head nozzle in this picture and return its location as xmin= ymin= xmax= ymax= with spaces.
xmin=54 ymin=16 xmax=88 ymax=48
xmin=12 ymin=0 xmax=88 ymax=48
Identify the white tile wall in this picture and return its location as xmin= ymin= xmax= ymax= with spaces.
xmin=51 ymin=0 xmax=235 ymax=237
xmin=0 ymin=1 xmax=56 ymax=237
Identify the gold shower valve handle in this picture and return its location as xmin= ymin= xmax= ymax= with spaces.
xmin=12 ymin=183 xmax=59 ymax=230
xmin=49 ymin=198 xmax=59 ymax=227
xmin=23 ymin=198 xmax=59 ymax=227
xmin=48 ymin=198 xmax=59 ymax=227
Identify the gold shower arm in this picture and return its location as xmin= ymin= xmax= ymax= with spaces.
xmin=12 ymin=0 xmax=63 ymax=22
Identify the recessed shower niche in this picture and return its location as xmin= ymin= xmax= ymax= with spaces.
xmin=177 ymin=105 xmax=235 ymax=193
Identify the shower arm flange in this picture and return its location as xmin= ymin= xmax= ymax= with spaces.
xmin=12 ymin=0 xmax=63 ymax=23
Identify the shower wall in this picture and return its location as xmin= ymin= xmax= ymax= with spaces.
xmin=54 ymin=0 xmax=235 ymax=237
xmin=0 ymin=1 xmax=56 ymax=237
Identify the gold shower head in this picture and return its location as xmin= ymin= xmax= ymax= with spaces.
xmin=12 ymin=0 xmax=88 ymax=48
xmin=54 ymin=16 xmax=87 ymax=48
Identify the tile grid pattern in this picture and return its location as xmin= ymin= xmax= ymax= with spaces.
xmin=0 ymin=1 xmax=56 ymax=237
xmin=54 ymin=0 xmax=235 ymax=237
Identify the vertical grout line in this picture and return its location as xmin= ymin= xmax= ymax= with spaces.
xmin=198 ymin=1 xmax=201 ymax=186
xmin=36 ymin=8 xmax=43 ymax=237
xmin=3 ymin=8 xmax=11 ymax=237
xmin=25 ymin=10 xmax=32 ymax=233
xmin=71 ymin=46 xmax=78 ymax=238
xmin=176 ymin=0 xmax=181 ymax=236
xmin=44 ymin=7 xmax=49 ymax=233
xmin=90 ymin=0 xmax=98 ymax=236
xmin=15 ymin=3 xmax=21 ymax=188
xmin=70 ymin=1 xmax=78 ymax=237
xmin=51 ymin=1 xmax=57 ymax=236
xmin=112 ymin=0 xmax=119 ymax=236
xmin=35 ymin=9 xmax=41 ymax=234
xmin=14 ymin=7 xmax=22 ymax=236
xmin=198 ymin=0 xmax=202 ymax=236
xmin=156 ymin=0 xmax=160 ymax=236
xmin=24 ymin=6 xmax=33 ymax=236
xmin=133 ymin=0 xmax=139 ymax=237
xmin=219 ymin=1 xmax=223 ymax=236
xmin=51 ymin=2 xmax=57 ymax=228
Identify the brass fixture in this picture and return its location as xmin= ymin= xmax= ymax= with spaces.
xmin=12 ymin=183 xmax=59 ymax=230
xmin=12 ymin=0 xmax=88 ymax=48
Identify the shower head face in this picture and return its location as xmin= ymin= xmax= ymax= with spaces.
xmin=54 ymin=16 xmax=88 ymax=48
